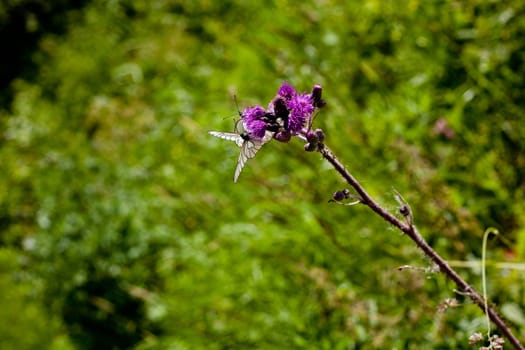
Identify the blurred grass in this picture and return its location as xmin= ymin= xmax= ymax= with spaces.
xmin=1 ymin=0 xmax=525 ymax=349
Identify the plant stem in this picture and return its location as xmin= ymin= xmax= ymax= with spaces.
xmin=318 ymin=143 xmax=524 ymax=350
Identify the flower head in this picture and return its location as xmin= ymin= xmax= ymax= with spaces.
xmin=286 ymin=93 xmax=314 ymax=133
xmin=242 ymin=105 xmax=267 ymax=139
xmin=277 ymin=81 xmax=296 ymax=101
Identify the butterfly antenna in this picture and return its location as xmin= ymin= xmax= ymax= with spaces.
xmin=233 ymin=95 xmax=243 ymax=117
xmin=233 ymin=95 xmax=244 ymax=133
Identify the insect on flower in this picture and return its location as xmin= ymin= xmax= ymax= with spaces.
xmin=208 ymin=118 xmax=274 ymax=182
xmin=209 ymin=82 xmax=325 ymax=182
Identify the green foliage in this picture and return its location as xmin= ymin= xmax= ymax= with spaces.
xmin=0 ymin=248 xmax=73 ymax=350
xmin=1 ymin=0 xmax=524 ymax=349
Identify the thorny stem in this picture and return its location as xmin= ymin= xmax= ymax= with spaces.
xmin=317 ymin=143 xmax=524 ymax=350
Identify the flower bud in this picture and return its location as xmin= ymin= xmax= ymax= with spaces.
xmin=310 ymin=84 xmax=326 ymax=108
xmin=314 ymin=129 xmax=325 ymax=142
xmin=274 ymin=130 xmax=291 ymax=143
xmin=399 ymin=205 xmax=410 ymax=217
xmin=333 ymin=191 xmax=345 ymax=201
xmin=316 ymin=99 xmax=327 ymax=108
xmin=306 ymin=131 xmax=319 ymax=144
xmin=311 ymin=84 xmax=322 ymax=102
xmin=304 ymin=142 xmax=316 ymax=152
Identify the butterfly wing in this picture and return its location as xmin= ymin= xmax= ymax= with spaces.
xmin=234 ymin=139 xmax=259 ymax=182
xmin=208 ymin=131 xmax=244 ymax=147
xmin=234 ymin=131 xmax=274 ymax=182
xmin=209 ymin=130 xmax=274 ymax=182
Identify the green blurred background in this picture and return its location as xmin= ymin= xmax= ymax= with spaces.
xmin=1 ymin=0 xmax=524 ymax=349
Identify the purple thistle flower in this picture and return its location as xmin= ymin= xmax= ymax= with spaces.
xmin=277 ymin=81 xmax=296 ymax=101
xmin=242 ymin=105 xmax=267 ymax=139
xmin=245 ymin=119 xmax=267 ymax=139
xmin=243 ymin=105 xmax=266 ymax=121
xmin=286 ymin=93 xmax=314 ymax=133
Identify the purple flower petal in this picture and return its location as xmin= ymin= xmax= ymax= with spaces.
xmin=242 ymin=105 xmax=267 ymax=139
xmin=245 ymin=119 xmax=267 ymax=139
xmin=242 ymin=105 xmax=266 ymax=121
xmin=277 ymin=81 xmax=296 ymax=101
xmin=286 ymin=93 xmax=314 ymax=133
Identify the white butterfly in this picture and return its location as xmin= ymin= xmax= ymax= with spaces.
xmin=208 ymin=130 xmax=273 ymax=182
